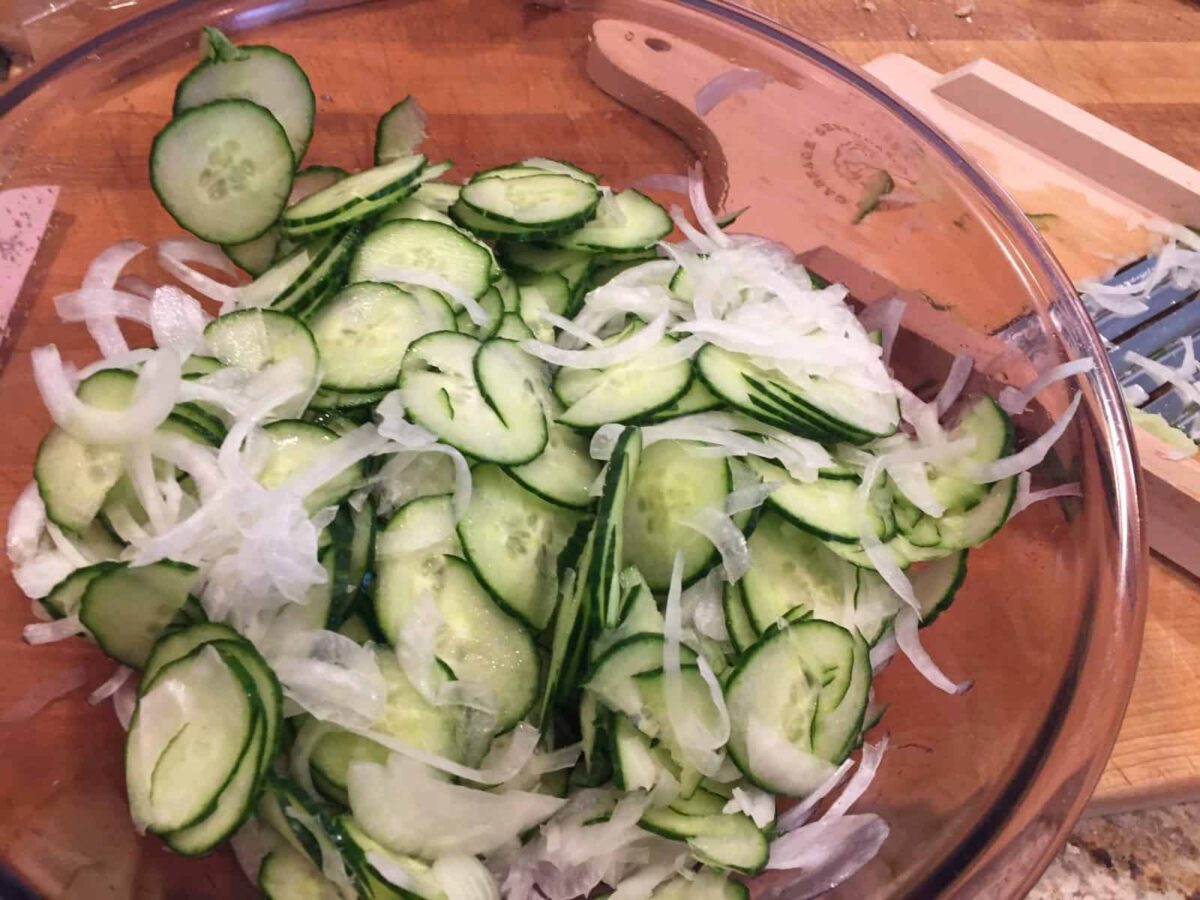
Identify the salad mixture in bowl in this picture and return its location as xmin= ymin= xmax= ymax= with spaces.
xmin=4 ymin=18 xmax=1104 ymax=900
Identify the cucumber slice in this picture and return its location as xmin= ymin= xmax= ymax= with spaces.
xmin=399 ymin=333 xmax=548 ymax=465
xmin=42 ymin=561 xmax=122 ymax=620
xmin=203 ymin=308 xmax=318 ymax=414
xmin=126 ymin=644 xmax=256 ymax=833
xmin=506 ymin=417 xmax=602 ymax=511
xmin=516 ymin=271 xmax=572 ymax=342
xmin=260 ymin=846 xmax=341 ymax=900
xmin=454 ymin=287 xmax=505 ymax=340
xmin=670 ymin=786 xmax=730 ymax=817
xmin=282 ymin=155 xmax=427 ymax=238
xmin=175 ymin=28 xmax=315 ymax=163
xmin=457 ymin=465 xmax=582 ymax=630
xmin=307 ymin=387 xmax=388 ymax=411
xmin=257 ymin=420 xmax=365 ymax=513
xmin=472 ymin=161 xmax=599 ymax=185
xmin=631 ymin=665 xmax=724 ymax=768
xmin=34 ymin=428 xmax=124 ymax=533
xmin=500 ymin=242 xmax=593 ymax=275
xmin=151 ymin=99 xmax=294 ymax=244
xmin=622 ymin=439 xmax=731 ymax=591
xmin=460 ymin=173 xmax=600 ymax=229
xmin=748 ymin=458 xmax=896 ymax=544
xmin=450 ymin=200 xmax=576 ymax=242
xmin=723 ymin=582 xmax=759 ymax=654
xmin=915 ymin=396 xmax=1015 ymax=513
xmin=379 ymin=195 xmax=456 ymax=226
xmin=495 ymin=312 xmax=534 ymax=340
xmin=351 ymin=219 xmax=494 ymax=300
xmin=308 ymin=281 xmax=455 ymax=392
xmin=725 ymin=620 xmax=870 ymax=795
xmin=741 ymin=514 xmax=853 ymax=632
xmin=934 ymin=476 xmax=1017 ymax=550
xmin=554 ymin=334 xmax=694 ymax=428
xmin=610 ymin=714 xmax=674 ymax=792
xmin=374 ymin=96 xmax=427 ymax=165
xmin=638 ymin=807 xmax=768 ymax=876
xmin=553 ymin=189 xmax=671 ymax=252
xmin=80 ymin=560 xmax=199 ymax=668
xmin=142 ymin=622 xmax=241 ymax=690
xmin=223 ymin=228 xmax=280 ymax=277
xmin=333 ymin=815 xmax=443 ymax=899
xmin=640 ymin=377 xmax=723 ymax=424
xmin=584 ymin=634 xmax=697 ymax=718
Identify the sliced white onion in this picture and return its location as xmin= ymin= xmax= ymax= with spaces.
xmin=23 ymin=615 xmax=86 ymax=644
xmin=857 ymin=298 xmax=905 ymax=365
xmin=269 ymin=630 xmax=386 ymax=731
xmin=687 ymin=162 xmax=730 ymax=248
xmin=894 ymin=606 xmax=969 ymax=694
xmin=7 ymin=482 xmax=47 ymax=566
xmin=631 ymin=173 xmax=690 ymax=195
xmin=589 ymin=424 xmax=626 ymax=462
xmin=81 ymin=240 xmax=147 ymax=356
xmin=764 ymin=814 xmax=890 ymax=897
xmin=934 ymin=354 xmax=975 ymax=416
xmin=999 ymin=358 xmax=1096 ymax=415
xmin=33 ymin=344 xmax=182 ymax=446
xmin=87 ymin=666 xmax=134 ymax=706
xmin=725 ymin=479 xmax=780 ymax=515
xmin=544 ymin=311 xmax=604 ymax=347
xmin=694 ymin=67 xmax=767 ymax=116
xmin=158 ymin=238 xmax=240 ymax=308
xmin=1009 ymin=472 xmax=1083 ymax=519
xmin=54 ymin=288 xmax=152 ymax=328
xmin=1124 ymin=350 xmax=1200 ymax=406
xmin=348 ymin=754 xmax=566 ymax=857
xmin=683 ymin=506 xmax=751 ymax=582
xmin=150 ymin=285 xmax=210 ymax=354
xmin=776 ymin=759 xmax=856 ymax=832
xmin=113 ymin=675 xmax=139 ymax=731
xmin=663 ymin=553 xmax=725 ymax=775
xmin=281 ymin=425 xmax=392 ymax=499
xmin=823 ymin=737 xmax=888 ymax=819
xmin=290 ymin=719 xmax=338 ymax=797
xmin=973 ymin=392 xmax=1082 ymax=483
xmin=522 ymin=313 xmax=668 ymax=369
xmin=724 ymin=785 xmax=776 ymax=829
xmin=14 ymin=550 xmax=78 ymax=600
xmin=433 ymin=854 xmax=500 ymax=900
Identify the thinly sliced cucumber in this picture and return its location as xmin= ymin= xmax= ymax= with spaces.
xmin=450 ymin=200 xmax=576 ymax=242
xmin=142 ymin=622 xmax=241 ymax=690
xmin=725 ymin=620 xmax=869 ymax=794
xmin=379 ymin=195 xmax=456 ymax=226
xmin=260 ymin=846 xmax=341 ymax=900
xmin=351 ymin=219 xmax=494 ymax=300
xmin=584 ymin=634 xmax=697 ymax=718
xmin=638 ymin=807 xmax=767 ymax=876
xmin=506 ymin=416 xmax=602 ymax=511
xmin=282 ymin=155 xmax=427 ymax=238
xmin=454 ymin=287 xmax=504 ymax=340
xmin=611 ymin=714 xmax=674 ymax=792
xmin=641 ymin=377 xmax=723 ymax=423
xmin=42 ymin=561 xmax=122 ymax=620
xmin=126 ymin=644 xmax=256 ymax=833
xmin=375 ymin=96 xmax=427 ymax=165
xmin=553 ymin=190 xmax=671 ymax=252
xmin=496 ymin=312 xmax=534 ymax=340
xmin=934 ymin=477 xmax=1017 ymax=550
xmin=500 ymin=243 xmax=593 ymax=275
xmin=307 ymin=386 xmax=388 ymax=411
xmin=748 ymin=458 xmax=895 ymax=544
xmin=457 ymin=465 xmax=582 ymax=631
xmin=472 ymin=161 xmax=598 ymax=185
xmin=308 ymin=281 xmax=455 ymax=391
xmin=631 ymin=665 xmax=724 ymax=768
xmin=399 ymin=333 xmax=548 ymax=465
xmin=334 ymin=815 xmax=443 ymax=900
xmin=204 ymin=308 xmax=318 ymax=413
xmin=80 ymin=560 xmax=199 ymax=668
xmin=224 ymin=228 xmax=280 ymax=277
xmin=741 ymin=514 xmax=849 ymax=636
xmin=34 ymin=428 xmax=123 ymax=533
xmin=373 ymin=494 xmax=461 ymax=637
xmin=460 ymin=173 xmax=599 ymax=228
xmin=723 ymin=582 xmax=759 ymax=654
xmin=622 ymin=439 xmax=731 ymax=591
xmin=671 ymin=786 xmax=730 ymax=817
xmin=376 ymin=546 xmax=538 ymax=733
xmin=175 ymin=28 xmax=315 ymax=162
xmin=516 ymin=271 xmax=572 ymax=342
xmin=257 ymin=420 xmax=365 ymax=512
xmin=237 ymin=227 xmax=361 ymax=315
xmin=151 ymin=99 xmax=294 ymax=244
xmin=554 ymin=333 xmax=694 ymax=428
xmin=919 ymin=396 xmax=1014 ymax=513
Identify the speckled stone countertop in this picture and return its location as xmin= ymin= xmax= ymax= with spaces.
xmin=1030 ymin=804 xmax=1200 ymax=899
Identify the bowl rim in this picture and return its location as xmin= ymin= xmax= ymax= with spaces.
xmin=0 ymin=0 xmax=1147 ymax=897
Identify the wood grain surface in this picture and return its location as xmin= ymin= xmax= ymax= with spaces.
xmin=727 ymin=0 xmax=1200 ymax=815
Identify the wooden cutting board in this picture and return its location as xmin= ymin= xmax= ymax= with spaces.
xmin=587 ymin=20 xmax=1200 ymax=816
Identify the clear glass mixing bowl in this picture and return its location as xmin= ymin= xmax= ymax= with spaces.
xmin=0 ymin=1 xmax=1145 ymax=897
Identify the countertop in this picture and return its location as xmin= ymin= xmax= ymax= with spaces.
xmin=739 ymin=0 xmax=1200 ymax=895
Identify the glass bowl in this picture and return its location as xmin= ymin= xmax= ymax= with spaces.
xmin=0 ymin=1 xmax=1145 ymax=897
